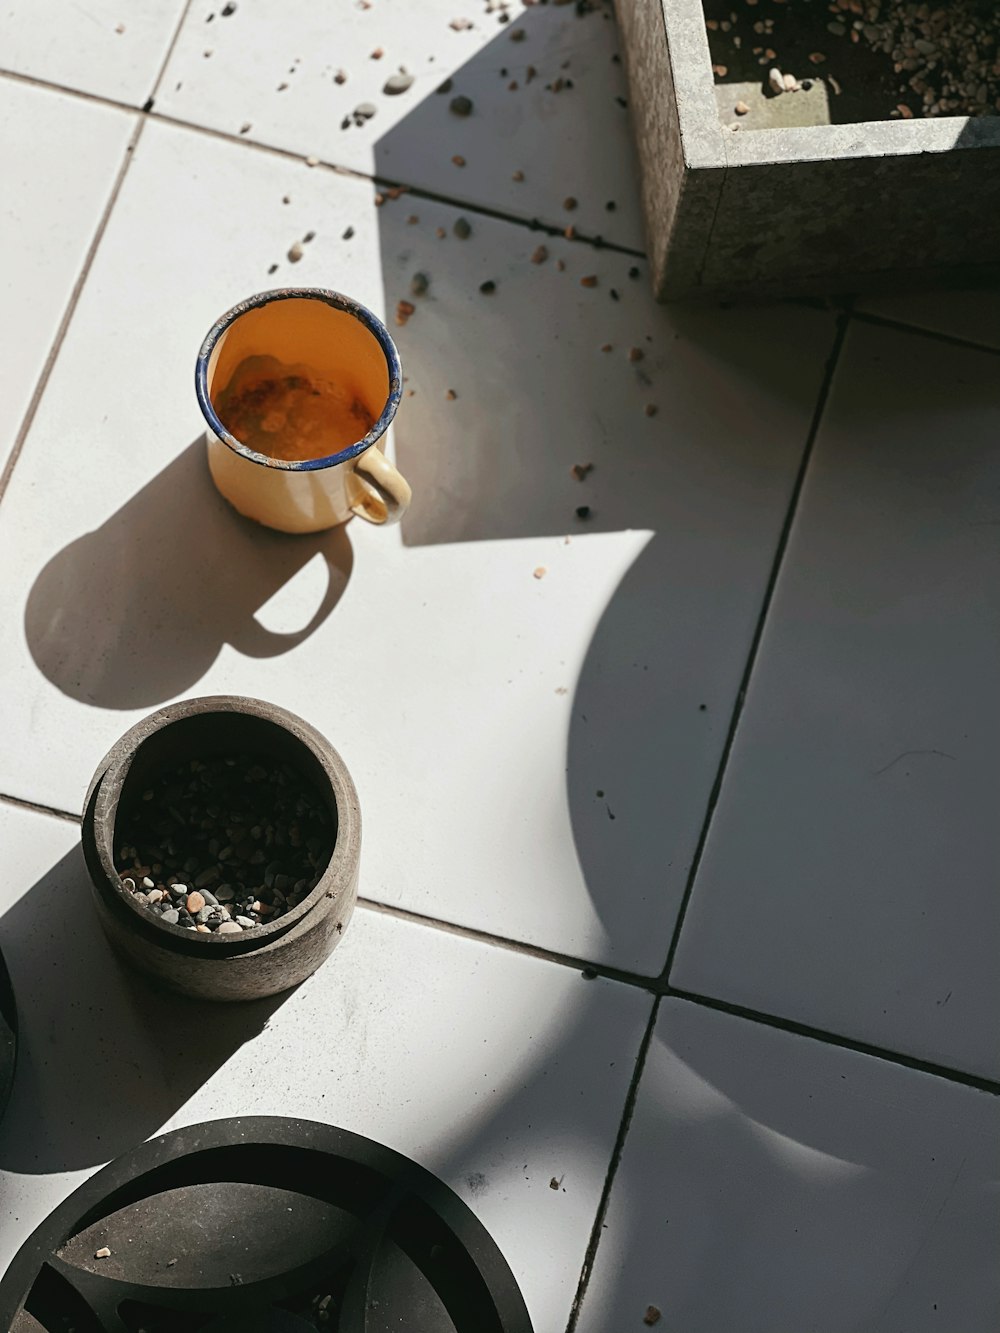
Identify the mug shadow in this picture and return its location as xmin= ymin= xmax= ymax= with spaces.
xmin=0 ymin=845 xmax=289 ymax=1175
xmin=24 ymin=439 xmax=353 ymax=710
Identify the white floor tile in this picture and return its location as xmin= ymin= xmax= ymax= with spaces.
xmin=156 ymin=0 xmax=645 ymax=249
xmin=857 ymin=287 xmax=1000 ymax=353
xmin=0 ymin=118 xmax=834 ymax=973
xmin=577 ymin=999 xmax=1000 ymax=1333
xmin=0 ymin=78 xmax=135 ymax=470
xmin=672 ymin=320 xmax=1000 ymax=1081
xmin=0 ymin=798 xmax=651 ymax=1333
xmin=0 ymin=0 xmax=186 ymax=104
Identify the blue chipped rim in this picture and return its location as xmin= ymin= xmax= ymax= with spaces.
xmin=195 ymin=287 xmax=403 ymax=471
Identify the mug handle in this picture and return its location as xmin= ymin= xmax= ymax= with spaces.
xmin=350 ymin=448 xmax=412 ymax=525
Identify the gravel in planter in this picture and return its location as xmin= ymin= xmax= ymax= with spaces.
xmin=115 ymin=754 xmax=334 ymax=936
xmin=706 ymin=0 xmax=1000 ymax=124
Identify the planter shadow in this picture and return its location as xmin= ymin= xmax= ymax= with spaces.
xmin=0 ymin=845 xmax=286 ymax=1175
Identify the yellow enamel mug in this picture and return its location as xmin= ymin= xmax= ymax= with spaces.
xmin=196 ymin=288 xmax=411 ymax=534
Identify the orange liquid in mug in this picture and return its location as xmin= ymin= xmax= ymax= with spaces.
xmin=213 ymin=354 xmax=375 ymax=462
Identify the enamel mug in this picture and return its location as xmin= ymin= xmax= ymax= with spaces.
xmin=196 ymin=288 xmax=411 ymax=533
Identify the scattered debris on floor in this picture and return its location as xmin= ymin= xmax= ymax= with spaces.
xmin=383 ymin=71 xmax=414 ymax=95
xmin=533 ymin=566 xmax=547 ymax=579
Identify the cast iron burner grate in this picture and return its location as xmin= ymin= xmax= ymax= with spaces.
xmin=0 ymin=1117 xmax=533 ymax=1333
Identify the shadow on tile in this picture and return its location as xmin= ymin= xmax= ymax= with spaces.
xmin=376 ymin=101 xmax=841 ymax=965
xmin=0 ymin=845 xmax=289 ymax=1173
xmin=569 ymin=1000 xmax=1000 ymax=1333
xmin=23 ymin=439 xmax=353 ymax=710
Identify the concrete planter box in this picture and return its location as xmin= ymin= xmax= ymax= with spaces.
xmin=618 ymin=0 xmax=1000 ymax=300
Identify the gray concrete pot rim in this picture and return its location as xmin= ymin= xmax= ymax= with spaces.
xmin=84 ymin=695 xmax=361 ymax=955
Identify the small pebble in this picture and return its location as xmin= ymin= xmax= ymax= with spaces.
xmin=479 ymin=279 xmax=496 ymax=294
xmin=196 ymin=924 xmax=211 ymax=933
xmin=644 ymin=403 xmax=658 ymax=417
xmin=437 ymin=77 xmax=453 ymax=94
xmin=436 ymin=226 xmax=447 ymax=238
xmin=236 ymin=915 xmax=257 ymax=928
xmin=288 ymin=242 xmax=304 ymax=263
xmin=735 ymin=100 xmax=750 ymax=114
xmin=451 ymin=154 xmax=466 ymax=167
xmin=628 ymin=266 xmax=640 ymax=279
xmin=302 ymin=231 xmax=315 ymax=244
xmin=643 ymin=1309 xmax=661 ymax=1327
xmin=533 ymin=566 xmax=547 ymax=580
xmin=453 ymin=216 xmax=471 ymax=238
xmin=161 ymin=909 xmax=180 ymax=926
xmin=580 ymin=275 xmax=598 ymax=288
xmin=450 ymin=94 xmax=474 ymax=116
xmin=628 ymin=347 xmax=644 ymax=363
xmin=305 ymin=155 xmax=320 ymax=167
xmin=530 ymin=245 xmax=548 ymax=264
xmin=410 ymin=271 xmax=429 ymax=296
xmin=95 ymin=1247 xmax=112 ymax=1260
xmin=768 ymin=67 xmax=785 ymax=94
xmin=370 ymin=46 xmax=384 ymax=59
xmin=217 ymin=921 xmax=242 ymax=934
xmin=354 ymin=102 xmax=377 ymax=120
xmin=512 ymin=169 xmax=525 ymax=181
xmin=342 ymin=225 xmax=355 ymax=239
xmin=141 ymin=876 xmax=154 ymax=889
xmin=563 ymin=196 xmax=578 ymax=211
xmin=147 ymin=889 xmax=165 ymax=904
xmin=556 ymin=259 xmax=566 ymax=271
xmin=446 ymin=388 xmax=457 ymax=400
xmin=334 ymin=68 xmax=347 ymax=84
xmin=239 ymin=121 xmax=251 ymax=134
xmin=570 ymin=462 xmax=593 ymax=480
xmin=575 ymin=505 xmax=592 ymax=520
xmin=383 ymin=72 xmax=414 ymax=95
xmin=395 ymin=299 xmax=416 ymax=326
xmin=196 ymin=906 xmax=216 ymax=924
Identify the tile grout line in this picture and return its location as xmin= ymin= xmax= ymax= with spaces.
xmin=850 ymin=307 xmax=1000 ymax=357
xmin=2 ymin=787 xmax=995 ymax=1092
xmin=148 ymin=0 xmax=199 ymax=103
xmin=656 ymin=309 xmax=853 ymax=986
xmin=0 ymin=114 xmax=147 ymax=507
xmin=563 ymin=996 xmax=661 ymax=1333
xmin=355 ymin=896 xmax=659 ymax=987
xmin=670 ymin=988 xmax=1000 ymax=1097
xmin=0 ymin=0 xmax=196 ymax=507
xmin=0 ymin=791 xmax=81 ymax=825
xmin=0 ymin=66 xmax=644 ymax=259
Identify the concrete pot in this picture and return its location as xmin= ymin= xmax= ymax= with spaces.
xmin=618 ymin=0 xmax=1000 ymax=300
xmin=82 ymin=696 xmax=360 ymax=1002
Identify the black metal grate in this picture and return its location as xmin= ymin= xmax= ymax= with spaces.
xmin=0 ymin=1117 xmax=533 ymax=1333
